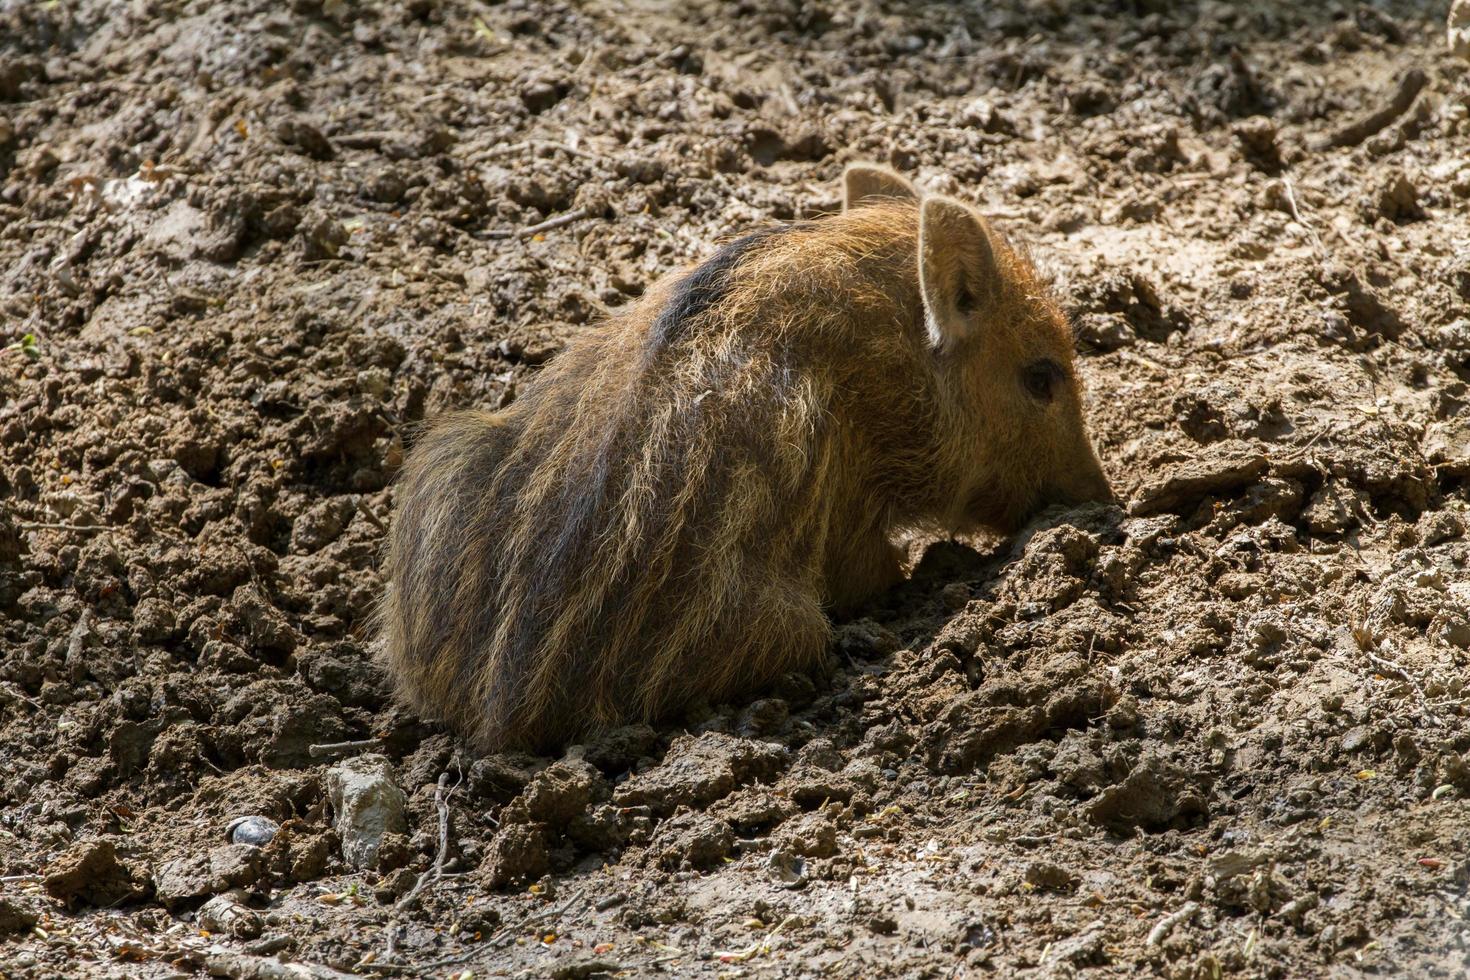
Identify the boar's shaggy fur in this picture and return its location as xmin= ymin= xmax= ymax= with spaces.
xmin=381 ymin=167 xmax=1110 ymax=751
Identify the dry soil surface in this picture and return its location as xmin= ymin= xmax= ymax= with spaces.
xmin=2 ymin=1 xmax=1470 ymax=977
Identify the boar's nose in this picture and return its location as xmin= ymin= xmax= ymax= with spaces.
xmin=1082 ymin=466 xmax=1116 ymax=505
xmin=1054 ymin=460 xmax=1115 ymax=507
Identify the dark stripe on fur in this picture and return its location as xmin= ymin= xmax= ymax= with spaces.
xmin=647 ymin=225 xmax=796 ymax=352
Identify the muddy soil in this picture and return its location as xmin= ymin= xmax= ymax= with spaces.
xmin=2 ymin=1 xmax=1470 ymax=977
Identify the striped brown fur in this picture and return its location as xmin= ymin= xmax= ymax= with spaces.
xmin=379 ymin=165 xmax=1111 ymax=751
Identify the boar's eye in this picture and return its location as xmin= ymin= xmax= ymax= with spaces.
xmin=1022 ymin=358 xmax=1065 ymax=402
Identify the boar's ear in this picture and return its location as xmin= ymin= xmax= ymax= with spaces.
xmin=842 ymin=163 xmax=918 ymax=211
xmin=918 ymin=196 xmax=1000 ymax=352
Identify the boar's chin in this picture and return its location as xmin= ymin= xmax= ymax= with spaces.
xmin=960 ymin=488 xmax=1037 ymax=537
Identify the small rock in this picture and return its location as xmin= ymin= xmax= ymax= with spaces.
xmin=767 ymin=848 xmax=808 ymax=889
xmin=739 ymin=698 xmax=789 ymax=735
xmin=502 ymin=759 xmax=605 ymax=826
xmin=356 ymin=368 xmax=391 ymax=399
xmin=1438 ymin=616 xmax=1470 ymax=650
xmin=144 ymin=199 xmax=244 ymax=263
xmin=1303 ymin=482 xmax=1367 ymax=535
xmin=782 ymin=764 xmax=856 ymax=808
xmin=480 ymin=823 xmax=549 ymax=889
xmin=1207 ymin=848 xmax=1271 ymax=881
xmin=1424 ymin=417 xmax=1470 ymax=476
xmin=228 ymin=816 xmax=280 ymax=848
xmin=230 ymin=584 xmax=297 ymax=655
xmin=375 ymin=832 xmax=412 ymax=872
xmin=0 ymin=55 xmax=41 ymax=101
xmin=375 ymin=866 xmax=419 ymax=903
xmin=1085 ymin=748 xmax=1210 ymax=832
xmin=325 ymin=754 xmax=408 ymax=870
xmin=1047 ymin=923 xmax=1106 ymax=965
xmin=287 ymin=833 xmax=332 ymax=883
xmin=467 ymin=755 xmax=537 ymax=803
xmin=520 ymin=75 xmax=568 ymax=113
xmin=959 ymin=97 xmax=1017 ymax=135
xmin=1436 ymin=320 xmax=1470 ymax=360
xmin=1105 ymin=695 xmax=1140 ymax=730
xmin=133 ymin=597 xmax=179 ymax=642
xmin=1247 ymin=613 xmax=1288 ymax=649
xmin=1216 ymin=572 xmax=1264 ymax=600
xmin=1341 ymin=726 xmax=1373 ymax=753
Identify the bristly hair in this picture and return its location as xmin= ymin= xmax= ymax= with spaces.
xmin=645 ymin=224 xmax=806 ymax=355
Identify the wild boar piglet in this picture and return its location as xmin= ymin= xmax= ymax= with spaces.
xmin=380 ymin=163 xmax=1112 ymax=750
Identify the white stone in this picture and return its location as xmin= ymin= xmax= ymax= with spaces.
xmin=325 ymin=754 xmax=408 ymax=870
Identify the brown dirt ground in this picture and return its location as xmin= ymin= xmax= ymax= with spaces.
xmin=3 ymin=1 xmax=1470 ymax=977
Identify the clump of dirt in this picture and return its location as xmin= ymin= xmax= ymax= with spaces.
xmin=2 ymin=0 xmax=1469 ymax=977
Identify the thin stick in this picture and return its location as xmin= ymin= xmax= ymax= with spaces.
xmin=17 ymin=521 xmax=114 ymax=533
xmin=1363 ymin=646 xmax=1440 ymax=727
xmin=357 ymin=948 xmax=478 ymax=975
xmin=1146 ymin=901 xmax=1199 ymax=946
xmin=1280 ymin=178 xmax=1325 ymax=257
xmin=1 ymin=683 xmax=43 ymax=710
xmin=1313 ymin=68 xmax=1426 ymax=150
xmin=394 ymin=772 xmax=455 ymax=913
xmin=490 ymin=887 xmax=587 ymax=948
xmin=307 ymin=738 xmax=384 ymax=759
xmin=357 ymin=775 xmax=463 ymax=975
xmin=356 ymin=497 xmax=389 ymax=536
xmin=482 ymin=206 xmax=592 ymax=241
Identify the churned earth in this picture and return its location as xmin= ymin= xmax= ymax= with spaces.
xmin=2 ymin=0 xmax=1470 ymax=977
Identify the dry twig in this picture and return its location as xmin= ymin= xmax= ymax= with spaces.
xmin=1312 ymin=69 xmax=1425 ymax=150
xmin=17 ymin=521 xmax=114 ymax=534
xmin=1362 ymin=645 xmax=1440 ymax=727
xmin=395 ymin=772 xmax=456 ymax=913
xmin=482 ymin=206 xmax=592 ymax=241
xmin=306 ymin=738 xmax=384 ymax=759
xmin=1146 ymin=901 xmax=1199 ymax=946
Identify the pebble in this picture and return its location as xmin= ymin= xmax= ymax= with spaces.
xmin=227 ymin=816 xmax=280 ymax=848
xmin=766 ymin=849 xmax=807 ymax=889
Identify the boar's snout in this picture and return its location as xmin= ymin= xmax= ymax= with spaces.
xmin=1048 ymin=455 xmax=1115 ymax=509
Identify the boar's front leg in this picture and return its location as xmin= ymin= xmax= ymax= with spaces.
xmin=824 ymin=531 xmax=905 ymax=618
